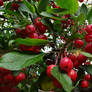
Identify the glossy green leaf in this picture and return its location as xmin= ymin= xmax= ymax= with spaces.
xmin=80 ymin=4 xmax=88 ymax=16
xmin=40 ymin=12 xmax=62 ymax=20
xmin=80 ymin=51 xmax=92 ymax=58
xmin=87 ymin=7 xmax=92 ymax=24
xmin=23 ymin=0 xmax=35 ymax=13
xmin=47 ymin=8 xmax=67 ymax=14
xmin=0 ymin=52 xmax=44 ymax=70
xmin=15 ymin=38 xmax=48 ymax=46
xmin=51 ymin=67 xmax=72 ymax=92
xmin=55 ymin=0 xmax=79 ymax=14
xmin=38 ymin=0 xmax=49 ymax=12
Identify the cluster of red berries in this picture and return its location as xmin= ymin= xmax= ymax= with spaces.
xmin=46 ymin=57 xmax=77 ymax=88
xmin=16 ymin=17 xmax=48 ymax=53
xmin=80 ymin=74 xmax=91 ymax=88
xmin=0 ymin=0 xmax=19 ymax=10
xmin=84 ymin=24 xmax=92 ymax=54
xmin=68 ymin=53 xmax=87 ymax=68
xmin=0 ymin=67 xmax=26 ymax=92
xmin=61 ymin=15 xmax=74 ymax=29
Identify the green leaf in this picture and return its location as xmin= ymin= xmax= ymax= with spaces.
xmin=23 ymin=0 xmax=35 ymax=13
xmin=81 ymin=65 xmax=92 ymax=75
xmin=15 ymin=38 xmax=48 ymax=46
xmin=51 ymin=67 xmax=72 ymax=92
xmin=0 ymin=52 xmax=44 ymax=70
xmin=87 ymin=7 xmax=92 ymax=24
xmin=19 ymin=3 xmax=31 ymax=14
xmin=77 ymin=13 xmax=85 ymax=23
xmin=38 ymin=0 xmax=49 ymax=12
xmin=80 ymin=4 xmax=88 ymax=17
xmin=47 ymin=8 xmax=67 ymax=14
xmin=40 ymin=12 xmax=62 ymax=20
xmin=80 ymin=51 xmax=92 ymax=58
xmin=55 ymin=0 xmax=79 ymax=14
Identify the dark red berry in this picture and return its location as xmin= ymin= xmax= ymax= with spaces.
xmin=35 ymin=17 xmax=42 ymax=26
xmin=29 ymin=33 xmax=39 ymax=39
xmin=25 ymin=24 xmax=35 ymax=34
xmin=84 ymin=43 xmax=92 ymax=54
xmin=68 ymin=54 xmax=77 ymax=63
xmin=46 ymin=65 xmax=56 ymax=78
xmin=80 ymin=80 xmax=89 ymax=88
xmin=85 ymin=33 xmax=92 ymax=43
xmin=39 ymin=35 xmax=47 ymax=40
xmin=67 ymin=69 xmax=77 ymax=82
xmin=0 ymin=0 xmax=3 ymax=6
xmin=53 ymin=78 xmax=62 ymax=88
xmin=16 ymin=72 xmax=26 ymax=82
xmin=79 ymin=0 xmax=84 ymax=2
xmin=15 ymin=29 xmax=21 ymax=34
xmin=60 ymin=57 xmax=73 ymax=72
xmin=85 ymin=24 xmax=92 ymax=33
xmin=77 ymin=54 xmax=87 ymax=64
xmin=4 ymin=74 xmax=13 ymax=81
xmin=84 ymin=74 xmax=91 ymax=81
xmin=12 ymin=3 xmax=19 ymax=10
xmin=74 ymin=39 xmax=84 ymax=48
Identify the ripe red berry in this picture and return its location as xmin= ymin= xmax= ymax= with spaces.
xmin=12 ymin=3 xmax=19 ymax=10
xmin=67 ymin=69 xmax=77 ymax=82
xmin=85 ymin=24 xmax=92 ymax=33
xmin=84 ymin=43 xmax=92 ymax=54
xmin=35 ymin=17 xmax=42 ymax=26
xmin=80 ymin=80 xmax=89 ymax=88
xmin=11 ymin=88 xmax=18 ymax=92
xmin=46 ymin=65 xmax=56 ymax=78
xmin=60 ymin=57 xmax=73 ymax=72
xmin=0 ymin=0 xmax=3 ymax=6
xmin=15 ymin=29 xmax=21 ymax=34
xmin=39 ymin=35 xmax=47 ymax=40
xmin=53 ymin=78 xmax=62 ymax=88
xmin=16 ymin=72 xmax=26 ymax=82
xmin=74 ymin=39 xmax=84 ymax=48
xmin=68 ymin=54 xmax=77 ymax=63
xmin=73 ymin=60 xmax=80 ymax=68
xmin=85 ymin=33 xmax=92 ymax=43
xmin=25 ymin=24 xmax=35 ymax=34
xmin=77 ymin=54 xmax=87 ymax=64
xmin=84 ymin=74 xmax=91 ymax=81
xmin=79 ymin=0 xmax=84 ymax=2
xmin=29 ymin=33 xmax=39 ymax=39
xmin=4 ymin=74 xmax=13 ymax=81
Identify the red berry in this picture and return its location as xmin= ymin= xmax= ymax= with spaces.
xmin=16 ymin=72 xmax=26 ymax=82
xmin=0 ymin=0 xmax=3 ymax=6
xmin=15 ymin=29 xmax=21 ymax=34
xmin=11 ymin=88 xmax=18 ymax=92
xmin=79 ymin=0 xmax=84 ymax=2
xmin=12 ymin=3 xmax=19 ymax=10
xmin=67 ymin=69 xmax=77 ymax=82
xmin=25 ymin=24 xmax=35 ymax=34
xmin=84 ymin=43 xmax=92 ymax=54
xmin=77 ymin=54 xmax=87 ymax=64
xmin=84 ymin=74 xmax=91 ymax=81
xmin=35 ymin=17 xmax=42 ymax=26
xmin=60 ymin=57 xmax=73 ymax=72
xmin=4 ymin=74 xmax=13 ymax=81
xmin=84 ymin=62 xmax=90 ymax=65
xmin=73 ymin=60 xmax=80 ymax=68
xmin=53 ymin=78 xmax=62 ymax=88
xmin=85 ymin=24 xmax=92 ymax=33
xmin=46 ymin=65 xmax=56 ymax=78
xmin=39 ymin=35 xmax=47 ymax=40
xmin=68 ymin=54 xmax=77 ymax=63
xmin=74 ymin=39 xmax=84 ymax=48
xmin=80 ymin=80 xmax=89 ymax=88
xmin=29 ymin=33 xmax=39 ymax=39
xmin=85 ymin=33 xmax=92 ymax=43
